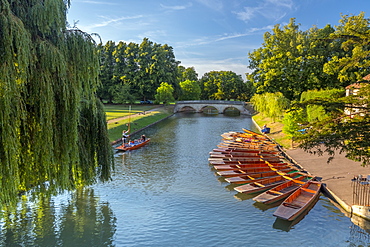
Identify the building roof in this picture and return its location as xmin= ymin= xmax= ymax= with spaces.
xmin=363 ymin=74 xmax=370 ymax=81
xmin=345 ymin=74 xmax=370 ymax=89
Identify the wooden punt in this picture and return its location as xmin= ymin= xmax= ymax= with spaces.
xmin=209 ymin=153 xmax=277 ymax=159
xmin=208 ymin=156 xmax=282 ymax=163
xmin=233 ymin=172 xmax=306 ymax=194
xmin=216 ymin=165 xmax=294 ymax=177
xmin=224 ymin=169 xmax=298 ymax=184
xmin=115 ymin=138 xmax=150 ymax=151
xmin=210 ymin=159 xmax=277 ymax=166
xmin=218 ymin=142 xmax=276 ymax=148
xmin=213 ymin=147 xmax=279 ymax=155
xmin=221 ymin=131 xmax=269 ymax=141
xmin=253 ymin=175 xmax=314 ymax=204
xmin=213 ymin=162 xmax=289 ymax=171
xmin=273 ymin=181 xmax=322 ymax=221
xmin=209 ymin=157 xmax=282 ymax=165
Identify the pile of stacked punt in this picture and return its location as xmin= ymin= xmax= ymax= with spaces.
xmin=209 ymin=129 xmax=322 ymax=221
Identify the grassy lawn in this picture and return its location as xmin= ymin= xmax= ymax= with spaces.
xmin=253 ymin=113 xmax=293 ymax=149
xmin=105 ymin=104 xmax=174 ymax=142
xmin=104 ymin=104 xmax=159 ymax=121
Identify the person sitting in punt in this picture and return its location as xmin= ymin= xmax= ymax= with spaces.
xmin=141 ymin=134 xmax=146 ymax=142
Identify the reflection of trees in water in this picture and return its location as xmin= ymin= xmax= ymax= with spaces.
xmin=0 ymin=188 xmax=116 ymax=247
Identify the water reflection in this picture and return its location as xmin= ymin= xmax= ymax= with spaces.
xmin=349 ymin=215 xmax=370 ymax=245
xmin=2 ymin=114 xmax=370 ymax=246
xmin=272 ymin=196 xmax=320 ymax=232
xmin=0 ymin=188 xmax=115 ymax=247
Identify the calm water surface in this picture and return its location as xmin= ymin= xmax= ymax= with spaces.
xmin=1 ymin=113 xmax=370 ymax=247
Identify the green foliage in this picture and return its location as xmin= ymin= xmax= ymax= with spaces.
xmin=178 ymin=66 xmax=199 ymax=82
xmin=0 ymin=0 xmax=113 ymax=206
xmin=323 ymin=12 xmax=370 ymax=82
xmin=200 ymin=71 xmax=251 ymax=101
xmin=109 ymin=84 xmax=136 ymax=104
xmin=294 ymin=84 xmax=370 ymax=165
xmin=251 ymin=92 xmax=290 ymax=122
xmin=247 ymin=18 xmax=347 ymax=100
xmin=282 ymin=108 xmax=306 ymax=139
xmin=98 ymin=38 xmax=180 ymax=102
xmin=155 ymin=82 xmax=175 ymax=104
xmin=179 ymin=80 xmax=201 ymax=100
xmin=300 ymin=88 xmax=345 ymax=122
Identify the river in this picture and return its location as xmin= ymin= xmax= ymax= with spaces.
xmin=1 ymin=113 xmax=370 ymax=246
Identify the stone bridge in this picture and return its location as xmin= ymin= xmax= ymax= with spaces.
xmin=174 ymin=100 xmax=252 ymax=115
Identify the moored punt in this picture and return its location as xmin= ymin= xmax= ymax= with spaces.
xmin=253 ymin=175 xmax=314 ymax=204
xmin=242 ymin=128 xmax=266 ymax=136
xmin=213 ymin=147 xmax=279 ymax=155
xmin=224 ymin=169 xmax=297 ymax=184
xmin=208 ymin=156 xmax=282 ymax=163
xmin=115 ymin=138 xmax=150 ymax=151
xmin=233 ymin=172 xmax=305 ymax=194
xmin=216 ymin=166 xmax=294 ymax=177
xmin=209 ymin=156 xmax=282 ymax=165
xmin=217 ymin=142 xmax=277 ymax=150
xmin=221 ymin=131 xmax=270 ymax=141
xmin=209 ymin=150 xmax=263 ymax=155
xmin=273 ymin=181 xmax=322 ymax=221
xmin=213 ymin=162 xmax=290 ymax=171
xmin=209 ymin=153 xmax=278 ymax=159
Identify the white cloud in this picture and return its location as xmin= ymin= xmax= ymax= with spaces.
xmin=195 ymin=0 xmax=224 ymax=11
xmin=235 ymin=0 xmax=295 ymax=23
xmin=180 ymin=58 xmax=252 ymax=79
xmin=81 ymin=1 xmax=119 ymax=5
xmin=85 ymin=15 xmax=144 ymax=30
xmin=160 ymin=3 xmax=193 ymax=10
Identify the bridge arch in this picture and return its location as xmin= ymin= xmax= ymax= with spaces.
xmin=174 ymin=100 xmax=251 ymax=115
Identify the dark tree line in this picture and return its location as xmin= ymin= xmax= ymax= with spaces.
xmin=98 ymin=39 xmax=254 ymax=103
xmin=98 ymin=38 xmax=180 ymax=103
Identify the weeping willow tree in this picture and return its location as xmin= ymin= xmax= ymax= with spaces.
xmin=0 ymin=0 xmax=113 ymax=207
xmin=250 ymin=92 xmax=290 ymax=122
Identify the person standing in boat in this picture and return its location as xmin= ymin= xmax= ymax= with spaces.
xmin=122 ymin=130 xmax=129 ymax=144
xmin=141 ymin=134 xmax=146 ymax=142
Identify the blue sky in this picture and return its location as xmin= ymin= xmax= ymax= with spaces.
xmin=67 ymin=0 xmax=369 ymax=79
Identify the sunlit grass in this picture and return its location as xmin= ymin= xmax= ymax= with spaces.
xmin=104 ymin=104 xmax=158 ymax=120
xmin=253 ymin=113 xmax=292 ymax=149
xmin=105 ymin=105 xmax=174 ymax=142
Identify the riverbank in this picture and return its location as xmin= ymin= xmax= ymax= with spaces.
xmin=253 ymin=113 xmax=370 ymax=221
xmin=106 ymin=104 xmax=175 ymax=144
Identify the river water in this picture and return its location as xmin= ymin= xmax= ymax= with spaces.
xmin=1 ymin=113 xmax=370 ymax=247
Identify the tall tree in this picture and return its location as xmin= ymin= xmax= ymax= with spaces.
xmin=251 ymin=92 xmax=290 ymax=122
xmin=292 ymin=13 xmax=370 ymax=165
xmin=179 ymin=80 xmax=201 ymax=100
xmin=178 ymin=66 xmax=199 ymax=82
xmin=98 ymin=41 xmax=116 ymax=103
xmin=200 ymin=71 xmax=250 ymax=101
xmin=155 ymin=82 xmax=175 ymax=104
xmin=0 ymin=0 xmax=113 ymax=205
xmin=247 ymin=18 xmax=343 ymax=100
xmin=323 ymin=12 xmax=370 ymax=82
xmin=98 ymin=38 xmax=180 ymax=102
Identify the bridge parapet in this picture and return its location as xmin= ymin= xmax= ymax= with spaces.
xmin=176 ymin=100 xmax=245 ymax=105
xmin=174 ymin=100 xmax=251 ymax=115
